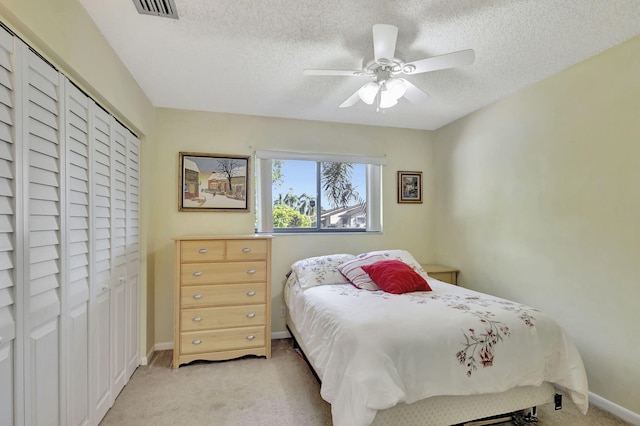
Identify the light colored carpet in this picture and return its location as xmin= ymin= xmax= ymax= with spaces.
xmin=100 ymin=339 xmax=631 ymax=426
xmin=101 ymin=339 xmax=331 ymax=426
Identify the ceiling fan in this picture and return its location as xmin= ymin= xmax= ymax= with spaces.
xmin=304 ymin=24 xmax=475 ymax=110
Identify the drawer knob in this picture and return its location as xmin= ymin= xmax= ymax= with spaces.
xmin=192 ymin=271 xmax=203 ymax=276
xmin=192 ymin=316 xmax=203 ymax=322
xmin=242 ymin=247 xmax=251 ymax=253
xmin=192 ymin=340 xmax=202 ymax=345
xmin=246 ymin=313 xmax=256 ymax=318
xmin=246 ymin=291 xmax=256 ymax=297
xmin=246 ymin=269 xmax=256 ymax=274
xmin=192 ymin=293 xmax=203 ymax=299
xmin=198 ymin=248 xmax=208 ymax=253
xmin=246 ymin=335 xmax=255 ymax=341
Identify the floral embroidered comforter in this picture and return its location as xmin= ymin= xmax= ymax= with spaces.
xmin=285 ymin=276 xmax=588 ymax=426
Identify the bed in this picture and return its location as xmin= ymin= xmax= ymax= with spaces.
xmin=284 ymin=250 xmax=589 ymax=426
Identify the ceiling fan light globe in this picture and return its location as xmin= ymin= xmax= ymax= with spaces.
xmin=358 ymin=82 xmax=379 ymax=105
xmin=379 ymin=91 xmax=398 ymax=108
xmin=386 ymin=78 xmax=407 ymax=99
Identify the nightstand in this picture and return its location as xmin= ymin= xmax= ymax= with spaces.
xmin=421 ymin=264 xmax=459 ymax=285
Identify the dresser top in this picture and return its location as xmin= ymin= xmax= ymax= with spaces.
xmin=172 ymin=234 xmax=273 ymax=241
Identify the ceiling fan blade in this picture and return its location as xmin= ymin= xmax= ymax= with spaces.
xmin=401 ymin=79 xmax=430 ymax=104
xmin=403 ymin=49 xmax=475 ymax=75
xmin=372 ymin=24 xmax=398 ymax=65
xmin=304 ymin=69 xmax=366 ymax=77
xmin=339 ymin=88 xmax=363 ymax=108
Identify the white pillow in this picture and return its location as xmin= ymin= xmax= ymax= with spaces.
xmin=358 ymin=249 xmax=429 ymax=281
xmin=291 ymin=254 xmax=356 ymax=288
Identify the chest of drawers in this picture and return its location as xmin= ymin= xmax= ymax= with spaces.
xmin=173 ymin=235 xmax=272 ymax=368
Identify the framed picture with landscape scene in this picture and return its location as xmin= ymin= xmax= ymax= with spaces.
xmin=397 ymin=171 xmax=422 ymax=204
xmin=178 ymin=152 xmax=250 ymax=212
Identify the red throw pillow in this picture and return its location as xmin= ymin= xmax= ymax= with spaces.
xmin=361 ymin=260 xmax=432 ymax=294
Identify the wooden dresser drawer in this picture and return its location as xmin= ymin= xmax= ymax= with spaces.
xmin=226 ymin=239 xmax=268 ymax=261
xmin=181 ymin=239 xmax=268 ymax=263
xmin=181 ymin=283 xmax=266 ymax=308
xmin=180 ymin=326 xmax=266 ymax=355
xmin=181 ymin=261 xmax=266 ymax=285
xmin=181 ymin=305 xmax=266 ymax=331
xmin=181 ymin=240 xmax=225 ymax=263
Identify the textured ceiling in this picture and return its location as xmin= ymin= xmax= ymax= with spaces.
xmin=78 ymin=0 xmax=640 ymax=131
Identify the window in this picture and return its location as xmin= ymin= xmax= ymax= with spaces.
xmin=255 ymin=151 xmax=385 ymax=233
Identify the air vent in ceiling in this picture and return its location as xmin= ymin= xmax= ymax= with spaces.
xmin=133 ymin=0 xmax=178 ymax=19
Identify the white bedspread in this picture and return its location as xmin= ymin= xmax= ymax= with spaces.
xmin=285 ymin=276 xmax=589 ymax=426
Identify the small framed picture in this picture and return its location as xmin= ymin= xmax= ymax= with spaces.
xmin=397 ymin=171 xmax=422 ymax=204
xmin=178 ymin=152 xmax=250 ymax=212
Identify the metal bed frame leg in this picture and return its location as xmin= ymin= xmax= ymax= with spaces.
xmin=287 ymin=325 xmax=322 ymax=385
xmin=523 ymin=406 xmax=538 ymax=423
xmin=513 ymin=406 xmax=538 ymax=424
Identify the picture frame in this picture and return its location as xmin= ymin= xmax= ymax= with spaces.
xmin=178 ymin=152 xmax=250 ymax=212
xmin=397 ymin=171 xmax=423 ymax=204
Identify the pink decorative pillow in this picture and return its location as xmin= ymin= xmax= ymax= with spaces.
xmin=361 ymin=260 xmax=432 ymax=294
xmin=361 ymin=249 xmax=430 ymax=281
xmin=337 ymin=254 xmax=387 ymax=290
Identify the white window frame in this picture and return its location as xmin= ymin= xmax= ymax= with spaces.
xmin=255 ymin=150 xmax=385 ymax=233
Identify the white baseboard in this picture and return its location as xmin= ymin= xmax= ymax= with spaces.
xmin=139 ymin=345 xmax=155 ymax=366
xmin=590 ymin=392 xmax=640 ymax=425
xmin=154 ymin=342 xmax=174 ymax=351
xmin=139 ymin=342 xmax=172 ymax=365
xmin=272 ymin=331 xmax=291 ymax=339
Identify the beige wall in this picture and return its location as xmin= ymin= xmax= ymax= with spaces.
xmin=0 ymin=0 xmax=157 ymax=355
xmin=434 ymin=35 xmax=640 ymax=413
xmin=151 ymin=108 xmax=435 ymax=342
xmin=6 ymin=0 xmax=638 ymax=416
xmin=0 ymin=0 xmax=153 ymax=135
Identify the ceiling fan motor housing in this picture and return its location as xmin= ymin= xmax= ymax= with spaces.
xmin=363 ymin=55 xmax=406 ymax=77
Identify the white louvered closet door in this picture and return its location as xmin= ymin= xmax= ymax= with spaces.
xmin=64 ymin=81 xmax=91 ymax=426
xmin=22 ymin=44 xmax=65 ymax=425
xmin=0 ymin=26 xmax=18 ymax=426
xmin=0 ymin=27 xmax=141 ymax=426
xmin=125 ymin=133 xmax=139 ymax=379
xmin=90 ymin=104 xmax=113 ymax=424
xmin=109 ymin=120 xmax=128 ymax=397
